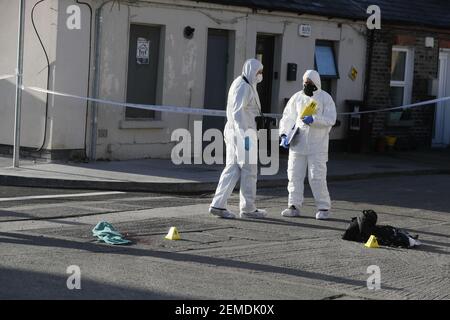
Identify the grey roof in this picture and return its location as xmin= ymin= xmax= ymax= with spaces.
xmin=193 ymin=0 xmax=450 ymax=29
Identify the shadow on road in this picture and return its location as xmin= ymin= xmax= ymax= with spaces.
xmin=0 ymin=231 xmax=401 ymax=291
xmin=0 ymin=266 xmax=187 ymax=300
xmin=236 ymin=216 xmax=347 ymax=232
xmin=258 ymin=175 xmax=450 ymax=214
xmin=0 ymin=209 xmax=86 ymax=226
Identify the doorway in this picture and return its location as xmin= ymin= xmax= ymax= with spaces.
xmin=126 ymin=24 xmax=161 ymax=119
xmin=203 ymin=29 xmax=233 ymax=133
xmin=433 ymin=49 xmax=450 ymax=147
xmin=255 ymin=34 xmax=276 ymax=114
xmin=256 ymin=34 xmax=280 ymax=156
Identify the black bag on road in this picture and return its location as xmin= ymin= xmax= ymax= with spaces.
xmin=342 ymin=210 xmax=419 ymax=248
xmin=342 ymin=209 xmax=377 ymax=243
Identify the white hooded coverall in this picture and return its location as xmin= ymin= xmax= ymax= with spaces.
xmin=210 ymin=59 xmax=264 ymax=213
xmin=279 ymin=70 xmax=337 ymax=211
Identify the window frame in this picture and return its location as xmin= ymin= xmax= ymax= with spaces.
xmin=390 ymin=46 xmax=414 ymax=106
xmin=314 ymin=40 xmax=340 ymax=80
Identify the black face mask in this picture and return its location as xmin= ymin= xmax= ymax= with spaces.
xmin=303 ymin=83 xmax=317 ymax=97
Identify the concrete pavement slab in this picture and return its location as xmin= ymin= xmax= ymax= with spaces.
xmin=0 ymin=153 xmax=448 ymax=193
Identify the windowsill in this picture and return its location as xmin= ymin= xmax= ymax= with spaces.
xmin=119 ymin=120 xmax=167 ymax=129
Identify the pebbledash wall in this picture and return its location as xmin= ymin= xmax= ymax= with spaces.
xmin=366 ymin=26 xmax=450 ymax=150
xmin=0 ymin=0 xmax=367 ymax=161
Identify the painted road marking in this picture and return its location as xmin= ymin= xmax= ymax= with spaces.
xmin=0 ymin=191 xmax=126 ymax=202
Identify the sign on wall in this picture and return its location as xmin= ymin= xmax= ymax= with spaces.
xmin=299 ymin=24 xmax=312 ymax=37
xmin=349 ymin=66 xmax=358 ymax=81
xmin=137 ymin=38 xmax=150 ymax=65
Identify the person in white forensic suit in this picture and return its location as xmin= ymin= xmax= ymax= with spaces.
xmin=279 ymin=70 xmax=337 ymax=220
xmin=209 ymin=58 xmax=267 ymax=219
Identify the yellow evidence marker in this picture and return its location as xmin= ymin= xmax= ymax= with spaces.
xmin=165 ymin=227 xmax=181 ymax=240
xmin=365 ymin=235 xmax=380 ymax=248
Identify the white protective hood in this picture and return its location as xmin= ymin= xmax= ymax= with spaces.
xmin=303 ymin=69 xmax=322 ymax=91
xmin=241 ymin=58 xmax=263 ymax=110
xmin=242 ymin=58 xmax=264 ymax=86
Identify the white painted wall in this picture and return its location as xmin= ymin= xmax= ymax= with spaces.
xmin=334 ymin=24 xmax=367 ymax=139
xmin=93 ymin=1 xmax=251 ymax=160
xmin=50 ymin=0 xmax=91 ymax=150
xmin=0 ymin=0 xmax=18 ymax=147
xmin=93 ymin=1 xmax=367 ymax=160
xmin=0 ymin=0 xmax=90 ymax=152
xmin=0 ymin=0 xmax=367 ymax=160
xmin=0 ymin=0 xmax=57 ymax=149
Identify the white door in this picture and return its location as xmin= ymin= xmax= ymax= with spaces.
xmin=433 ymin=50 xmax=450 ymax=147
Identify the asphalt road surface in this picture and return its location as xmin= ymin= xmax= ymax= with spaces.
xmin=0 ymin=175 xmax=449 ymax=300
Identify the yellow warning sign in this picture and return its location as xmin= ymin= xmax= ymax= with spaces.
xmin=365 ymin=235 xmax=380 ymax=248
xmin=165 ymin=227 xmax=181 ymax=240
xmin=349 ymin=66 xmax=358 ymax=81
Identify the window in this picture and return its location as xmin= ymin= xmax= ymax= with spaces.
xmin=314 ymin=41 xmax=338 ymax=98
xmin=315 ymin=41 xmax=339 ymax=79
xmin=125 ymin=24 xmax=162 ymax=120
xmin=390 ymin=47 xmax=414 ymax=106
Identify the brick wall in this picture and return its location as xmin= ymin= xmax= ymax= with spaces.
xmin=366 ymin=27 xmax=448 ymax=150
xmin=410 ymin=35 xmax=439 ymax=147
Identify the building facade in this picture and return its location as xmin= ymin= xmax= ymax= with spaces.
xmin=2 ymin=0 xmax=449 ymax=162
xmin=0 ymin=0 xmax=367 ymax=161
xmin=366 ymin=26 xmax=450 ymax=150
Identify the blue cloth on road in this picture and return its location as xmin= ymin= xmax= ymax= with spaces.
xmin=92 ymin=221 xmax=131 ymax=245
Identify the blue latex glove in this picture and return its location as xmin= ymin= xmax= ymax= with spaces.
xmin=244 ymin=136 xmax=250 ymax=151
xmin=302 ymin=115 xmax=314 ymax=125
xmin=280 ymin=135 xmax=289 ymax=149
